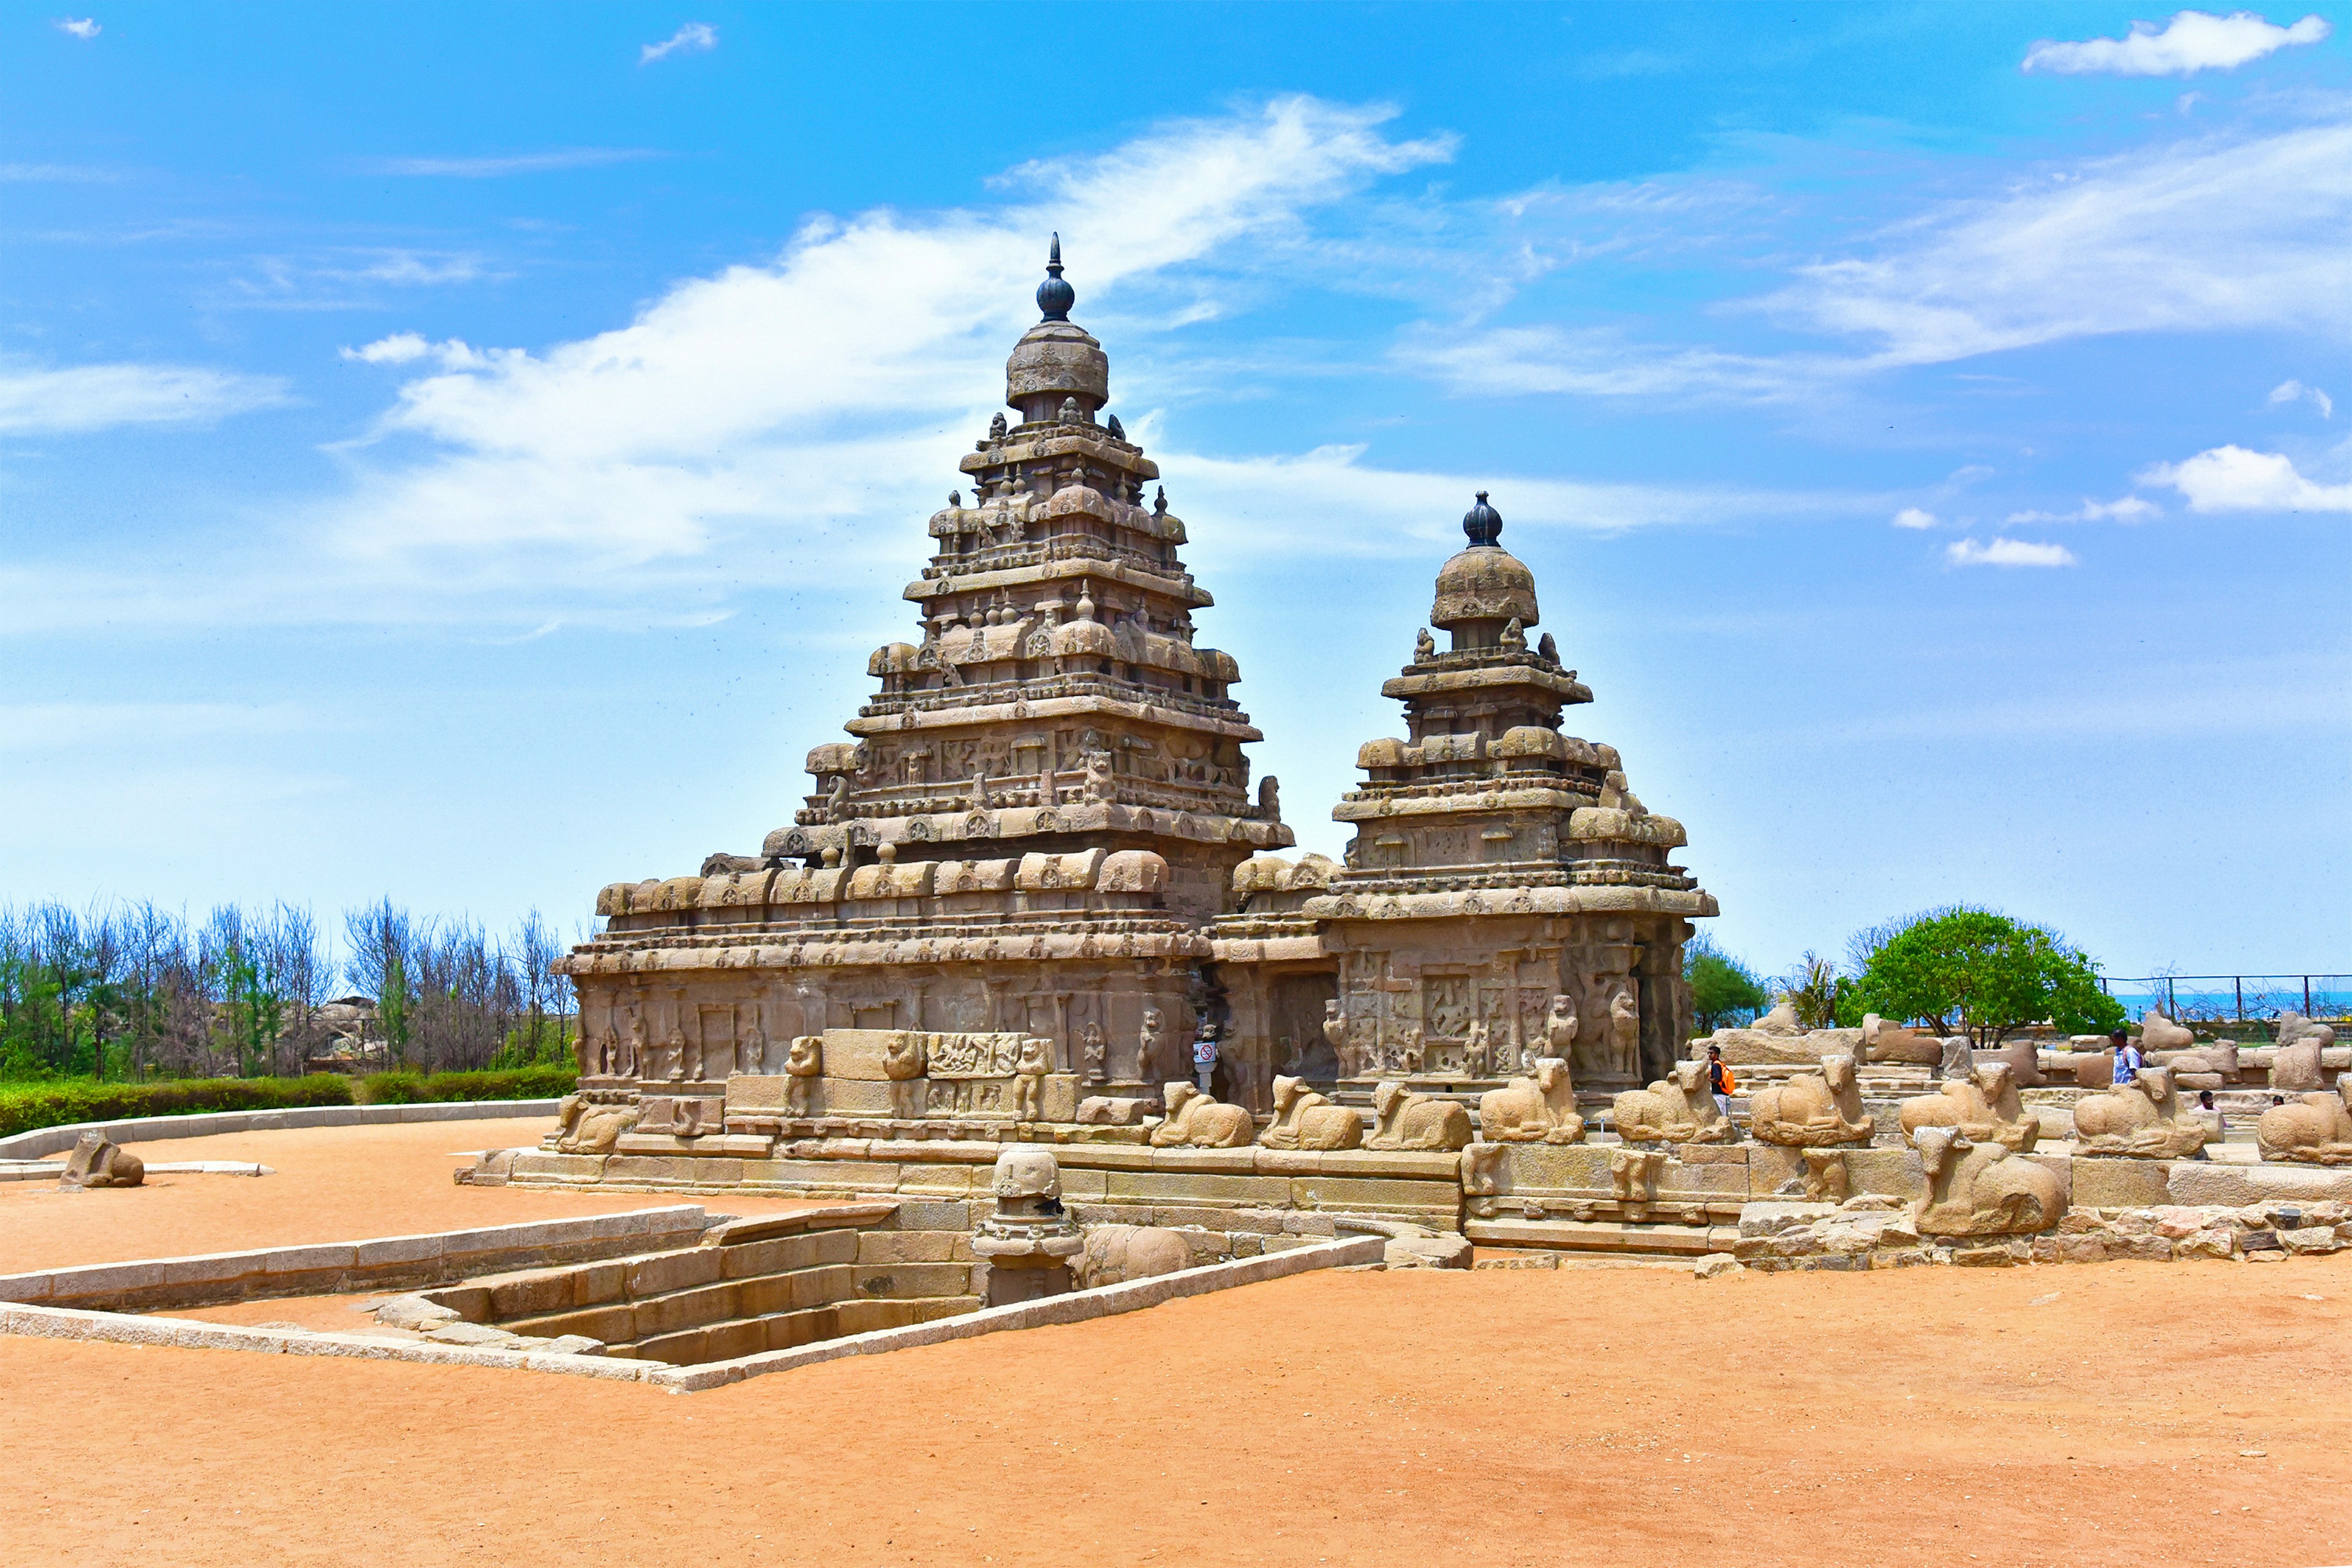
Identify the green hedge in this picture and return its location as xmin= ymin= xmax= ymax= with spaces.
xmin=352 ymin=1065 xmax=578 ymax=1104
xmin=0 ymin=1075 xmax=353 ymax=1139
xmin=0 ymin=1065 xmax=577 ymax=1139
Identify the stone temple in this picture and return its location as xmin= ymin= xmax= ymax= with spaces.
xmin=536 ymin=240 xmax=1717 ymax=1235
xmin=505 ymin=242 xmax=2348 ymax=1280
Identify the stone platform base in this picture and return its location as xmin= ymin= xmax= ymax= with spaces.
xmin=503 ymin=1140 xmax=1466 ymax=1231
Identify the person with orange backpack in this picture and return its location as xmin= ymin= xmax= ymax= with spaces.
xmin=1706 ymin=1044 xmax=1737 ymax=1123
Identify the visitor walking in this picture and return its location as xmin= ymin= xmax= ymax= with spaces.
xmin=2111 ymin=1028 xmax=2141 ymax=1085
xmin=1706 ymin=1044 xmax=1736 ymax=1123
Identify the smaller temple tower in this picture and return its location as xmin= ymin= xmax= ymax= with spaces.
xmin=1216 ymin=493 xmax=1716 ymax=1099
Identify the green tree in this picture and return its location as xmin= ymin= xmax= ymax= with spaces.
xmin=1855 ymin=908 xmax=2127 ymax=1047
xmin=1778 ymin=952 xmax=1856 ymax=1030
xmin=1686 ymin=935 xmax=1771 ymax=1032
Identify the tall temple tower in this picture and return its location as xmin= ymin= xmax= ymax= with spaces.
xmin=560 ymin=242 xmax=1292 ymax=1144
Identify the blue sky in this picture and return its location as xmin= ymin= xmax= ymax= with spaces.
xmin=2 ymin=2 xmax=2346 ymax=982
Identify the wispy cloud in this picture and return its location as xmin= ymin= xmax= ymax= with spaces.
xmin=55 ymin=17 xmax=99 ymax=40
xmin=368 ymin=149 xmax=657 ymax=178
xmin=0 ymin=161 xmax=116 ymax=182
xmin=641 ymin=22 xmax=717 ymax=64
xmin=2002 ymin=496 xmax=2160 ymax=524
xmin=2142 ymin=444 xmax=2352 ymax=511
xmin=1767 ymin=120 xmax=2352 ymax=365
xmin=2024 ymin=10 xmax=2329 ymax=77
xmin=2269 ymin=378 xmax=2334 ymax=417
xmin=1945 ymin=536 xmax=2077 ymax=568
xmin=0 ymin=361 xmax=287 ymax=435
xmin=1397 ymin=323 xmax=1822 ymax=404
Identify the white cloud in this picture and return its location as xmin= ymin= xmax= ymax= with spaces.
xmin=1945 ymin=537 xmax=2078 ymax=567
xmin=641 ymin=22 xmax=717 ymax=64
xmin=340 ymin=333 xmax=431 ymax=364
xmin=1892 ymin=507 xmax=1939 ymax=530
xmin=1397 ymin=323 xmax=1820 ymax=403
xmin=1768 ymin=121 xmax=2352 ymax=364
xmin=2142 ymin=443 xmax=2352 ymax=510
xmin=369 ymin=149 xmax=655 ymax=178
xmin=2003 ymin=496 xmax=2160 ymax=523
xmin=55 ymin=17 xmax=99 ymax=39
xmin=321 ymin=98 xmax=1455 ymax=588
xmin=1170 ymin=442 xmax=1859 ymax=559
xmin=2269 ymin=378 xmax=2334 ymax=417
xmin=2024 ymin=10 xmax=2329 ymax=77
xmin=0 ymin=361 xmax=287 ymax=435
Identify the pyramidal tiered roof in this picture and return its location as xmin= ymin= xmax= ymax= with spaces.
xmin=1308 ymin=493 xmax=1713 ymax=920
xmin=756 ymin=238 xmax=1291 ymax=916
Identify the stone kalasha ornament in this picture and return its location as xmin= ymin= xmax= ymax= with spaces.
xmin=1365 ymin=1080 xmax=1472 ymax=1151
xmin=1257 ymin=1075 xmax=1363 ymax=1150
xmin=2071 ymin=1065 xmax=2209 ymax=1159
xmin=970 ymin=1145 xmax=1082 ymax=1305
xmin=59 ymin=1130 xmax=143 ymax=1190
xmin=1611 ymin=1060 xmax=1734 ymax=1145
xmin=1477 ymin=1058 xmax=1584 ymax=1144
xmin=1898 ymin=1062 xmax=2040 ymax=1153
xmin=1747 ymin=1053 xmax=1875 ymax=1148
xmin=1911 ymin=1127 xmax=2064 ymax=1238
xmin=2258 ymin=1078 xmax=2352 ymax=1165
xmin=1149 ymin=1082 xmax=1254 ymax=1148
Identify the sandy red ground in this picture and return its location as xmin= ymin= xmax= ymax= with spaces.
xmin=3 ymin=1120 xmax=2349 ymax=1567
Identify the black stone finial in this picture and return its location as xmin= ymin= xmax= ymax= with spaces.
xmin=1036 ymin=232 xmax=1076 ymax=322
xmin=1462 ymin=489 xmax=1502 ymax=547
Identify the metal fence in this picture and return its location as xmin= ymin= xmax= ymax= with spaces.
xmin=2101 ymin=974 xmax=2352 ymax=1035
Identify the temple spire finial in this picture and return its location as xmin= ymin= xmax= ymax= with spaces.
xmin=1462 ymin=489 xmax=1502 ymax=547
xmin=1036 ymin=233 xmax=1076 ymax=322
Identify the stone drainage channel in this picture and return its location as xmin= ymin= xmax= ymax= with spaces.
xmin=0 ymin=1199 xmax=1385 ymax=1393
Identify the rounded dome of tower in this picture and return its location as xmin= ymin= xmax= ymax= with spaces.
xmin=1431 ymin=492 xmax=1539 ymax=631
xmin=1005 ymin=235 xmax=1109 ymax=424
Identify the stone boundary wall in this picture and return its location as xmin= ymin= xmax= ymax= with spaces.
xmin=0 ymin=1204 xmax=714 ymax=1313
xmin=0 ymin=1234 xmax=1384 ymax=1390
xmin=644 ymin=1233 xmax=1389 ymax=1392
xmin=0 ymin=1099 xmax=561 ymax=1161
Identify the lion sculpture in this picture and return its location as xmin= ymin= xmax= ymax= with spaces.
xmin=1898 ymin=1062 xmax=2039 ymax=1153
xmin=1365 ymin=1080 xmax=1473 ymax=1152
xmin=1610 ymin=1058 xmax=1733 ymax=1145
xmin=1911 ymin=1126 xmax=2064 ymax=1238
xmin=2071 ymin=1065 xmax=2209 ymax=1159
xmin=59 ymin=1130 xmax=144 ymax=1190
xmin=1149 ymin=1082 xmax=1256 ymax=1149
xmin=2256 ymin=1077 xmax=2352 ymax=1166
xmin=1257 ymin=1075 xmax=1363 ymax=1150
xmin=1748 ymin=1052 xmax=1875 ymax=1148
xmin=1477 ymin=1058 xmax=1585 ymax=1145
xmin=551 ymin=1094 xmax=639 ymax=1155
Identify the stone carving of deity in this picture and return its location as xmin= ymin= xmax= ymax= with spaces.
xmin=738 ymin=1009 xmax=766 ymax=1076
xmin=1608 ymin=988 xmax=1640 ymax=1079
xmin=1138 ymin=1007 xmax=1164 ymax=1084
xmin=1322 ymin=1001 xmax=1350 ymax=1076
xmin=621 ymin=1012 xmax=646 ymax=1079
xmin=1081 ymin=1022 xmax=1108 ymax=1086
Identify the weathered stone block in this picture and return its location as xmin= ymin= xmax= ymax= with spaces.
xmin=486 ymin=1268 xmax=579 ymax=1318
xmin=724 ymin=1074 xmax=797 ymax=1113
xmin=1104 ymin=1170 xmax=1289 ymax=1205
xmin=2072 ymin=1158 xmax=2173 ymax=1209
xmin=788 ymin=1264 xmax=853 ymax=1310
xmin=2167 ymin=1161 xmax=2352 ymax=1208
xmin=816 ymin=1079 xmax=899 ymax=1114
xmin=821 ymin=1030 xmax=903 ymax=1081
xmin=857 ymin=1230 xmax=956 ymax=1265
xmin=893 ymin=1200 xmax=973 ymax=1231
xmin=625 ymin=1248 xmax=723 ymax=1299
xmin=1287 ymin=1174 xmax=1461 ymax=1218
xmin=852 ymin=1262 xmax=970 ymax=1298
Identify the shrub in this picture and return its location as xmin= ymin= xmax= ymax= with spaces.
xmin=1687 ymin=935 xmax=1772 ymax=1032
xmin=354 ymin=1065 xmax=578 ymax=1104
xmin=1854 ymin=908 xmax=2127 ymax=1047
xmin=0 ymin=1074 xmax=353 ymax=1139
